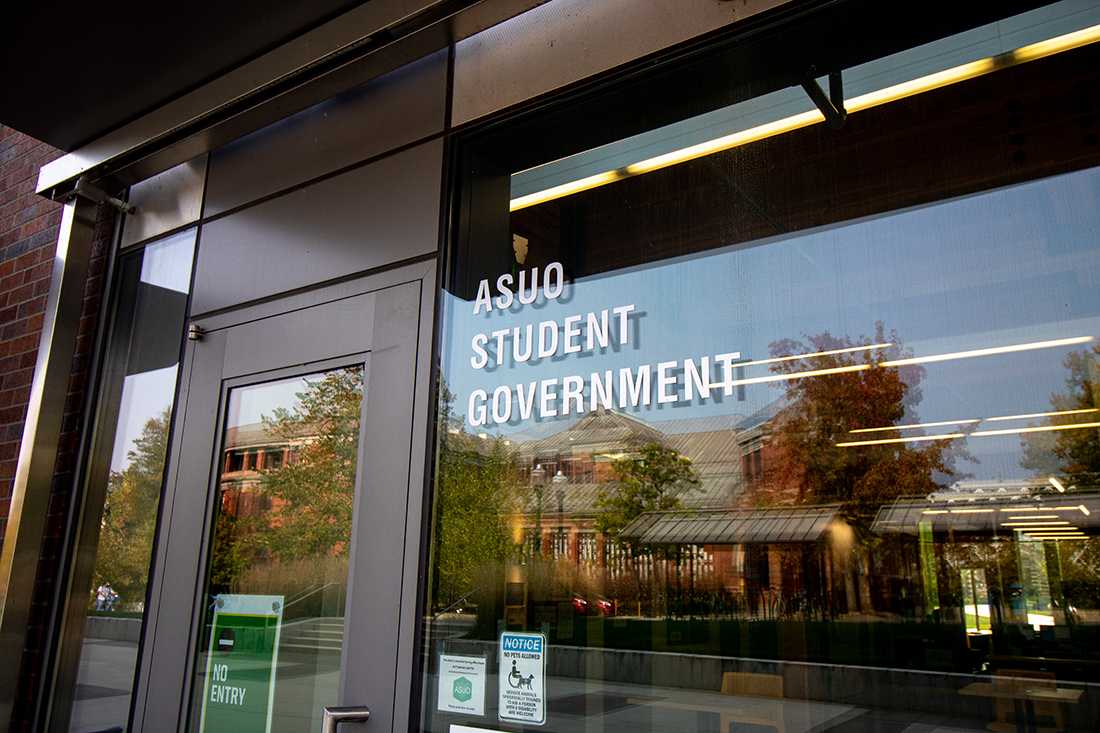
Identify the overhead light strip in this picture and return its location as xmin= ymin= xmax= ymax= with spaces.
xmin=735 ymin=342 xmax=892 ymax=368
xmin=509 ymin=23 xmax=1100 ymax=211
xmin=879 ymin=336 xmax=1093 ymax=367
xmin=971 ymin=421 xmax=1100 ymax=438
xmin=850 ymin=418 xmax=980 ymax=434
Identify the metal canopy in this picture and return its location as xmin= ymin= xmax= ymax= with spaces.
xmin=621 ymin=505 xmax=843 ymax=545
xmin=24 ymin=0 xmax=548 ymax=201
xmin=0 ymin=0 xmax=364 ymax=150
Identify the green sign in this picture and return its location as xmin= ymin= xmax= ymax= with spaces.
xmin=453 ymin=677 xmax=473 ymax=702
xmin=199 ymin=594 xmax=284 ymax=733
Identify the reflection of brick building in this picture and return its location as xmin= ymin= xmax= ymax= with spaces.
xmin=218 ymin=422 xmax=312 ymax=519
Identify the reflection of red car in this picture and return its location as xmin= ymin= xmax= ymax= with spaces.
xmin=572 ymin=594 xmax=615 ymax=616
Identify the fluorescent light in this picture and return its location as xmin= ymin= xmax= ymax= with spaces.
xmin=1049 ymin=477 xmax=1067 ymax=493
xmin=728 ymin=363 xmax=870 ymax=388
xmin=509 ymin=24 xmax=1100 ymax=211
xmin=1026 ymin=531 xmax=1086 ymax=535
xmin=623 ymin=110 xmax=824 ymax=176
xmin=950 ymin=508 xmax=995 ymax=514
xmin=922 ymin=509 xmax=949 ymax=514
xmin=1002 ymin=521 xmax=1072 ymax=527
xmin=737 ymin=342 xmax=892 ymax=369
xmin=1000 ymin=507 xmax=1047 ymax=512
xmin=880 ymin=336 xmax=1093 ymax=367
xmin=1007 ymin=515 xmax=1059 ymax=520
xmin=985 ymin=407 xmax=1099 ymax=422
xmin=837 ymin=432 xmax=964 ymax=447
xmin=850 ymin=418 xmax=980 ymax=434
xmin=510 ymin=170 xmax=625 ymax=211
xmin=972 ymin=422 xmax=1100 ymax=438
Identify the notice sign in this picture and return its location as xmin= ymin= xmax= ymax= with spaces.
xmin=199 ymin=594 xmax=284 ymax=733
xmin=498 ymin=632 xmax=546 ymax=725
xmin=438 ymin=654 xmax=487 ymax=716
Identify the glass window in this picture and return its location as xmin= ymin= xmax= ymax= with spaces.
xmin=189 ymin=366 xmax=364 ymax=733
xmin=64 ymin=228 xmax=195 ymax=732
xmin=422 ymin=3 xmax=1100 ymax=733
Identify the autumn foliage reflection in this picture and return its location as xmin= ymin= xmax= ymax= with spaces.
xmin=755 ymin=323 xmax=968 ymax=508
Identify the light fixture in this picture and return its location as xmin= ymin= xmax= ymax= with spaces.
xmin=850 ymin=418 xmax=981 ymax=434
xmin=971 ymin=422 xmax=1100 ymax=438
xmin=1007 ymin=515 xmax=1059 ymax=520
xmin=510 ymin=24 xmax=1100 ymax=211
xmin=880 ymin=336 xmax=1093 ymax=367
xmin=837 ymin=432 xmax=964 ymax=448
xmin=858 ymin=405 xmax=1100 ymax=433
xmin=737 ymin=342 xmax=893 ymax=369
xmin=1049 ymin=477 xmax=1067 ymax=493
xmin=728 ymin=363 xmax=870 ymax=388
xmin=950 ymin=508 xmax=995 ymax=514
xmin=985 ymin=407 xmax=1099 ymax=422
xmin=1002 ymin=521 xmax=1072 ymax=527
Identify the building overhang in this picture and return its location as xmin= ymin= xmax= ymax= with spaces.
xmin=6 ymin=0 xmax=547 ymax=202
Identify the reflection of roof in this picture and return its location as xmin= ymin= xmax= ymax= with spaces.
xmin=520 ymin=409 xmax=665 ymax=455
xmin=667 ymin=430 xmax=741 ymax=478
xmin=872 ymin=493 xmax=1100 ymax=534
xmin=225 ymin=421 xmax=315 ymax=450
xmin=540 ymin=475 xmax=734 ymax=516
xmin=621 ymin=504 xmax=843 ymax=544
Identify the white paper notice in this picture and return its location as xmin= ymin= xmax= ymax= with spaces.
xmin=498 ymin=632 xmax=546 ymax=725
xmin=438 ymin=654 xmax=487 ymax=716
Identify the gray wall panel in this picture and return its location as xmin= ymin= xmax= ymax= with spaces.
xmin=192 ymin=139 xmax=442 ymax=314
xmin=121 ymin=155 xmax=207 ymax=247
xmin=452 ymin=0 xmax=788 ymax=125
xmin=204 ymin=49 xmax=447 ymax=217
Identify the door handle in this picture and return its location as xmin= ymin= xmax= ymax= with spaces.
xmin=321 ymin=705 xmax=371 ymax=733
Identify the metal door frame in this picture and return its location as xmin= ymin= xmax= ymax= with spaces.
xmin=132 ymin=259 xmax=437 ymax=732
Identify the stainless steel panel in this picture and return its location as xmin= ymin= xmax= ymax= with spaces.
xmin=452 ymin=0 xmax=788 ymax=125
xmin=204 ymin=50 xmax=447 ymax=217
xmin=0 ymin=199 xmax=104 ymax=730
xmin=120 ymin=156 xmax=207 ymax=247
xmin=191 ymin=139 xmax=442 ymax=315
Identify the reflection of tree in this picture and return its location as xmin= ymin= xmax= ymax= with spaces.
xmin=93 ymin=407 xmax=171 ymax=609
xmin=595 ymin=443 xmax=700 ymax=541
xmin=432 ymin=383 xmax=520 ymax=608
xmin=256 ymin=368 xmax=363 ymax=559
xmin=764 ymin=323 xmax=966 ymax=506
xmin=1021 ymin=345 xmax=1099 ymax=485
xmin=596 ymin=443 xmax=700 ymax=614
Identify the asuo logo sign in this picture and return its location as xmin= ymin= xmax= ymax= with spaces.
xmin=453 ymin=677 xmax=473 ymax=702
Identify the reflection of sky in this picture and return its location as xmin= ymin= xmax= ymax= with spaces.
xmin=226 ymin=375 xmax=312 ymax=430
xmin=441 ymin=167 xmax=1100 ymax=480
xmin=109 ymin=230 xmax=195 ymax=471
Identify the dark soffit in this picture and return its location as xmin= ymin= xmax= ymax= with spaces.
xmin=0 ymin=0 xmax=366 ymax=150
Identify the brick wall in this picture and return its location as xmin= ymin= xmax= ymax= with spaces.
xmin=0 ymin=126 xmax=64 ymax=535
xmin=0 ymin=124 xmax=114 ymax=730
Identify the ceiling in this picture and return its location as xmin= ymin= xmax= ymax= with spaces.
xmin=0 ymin=0 xmax=365 ymax=150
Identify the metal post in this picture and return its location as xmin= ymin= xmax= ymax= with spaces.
xmin=0 ymin=197 xmax=99 ymax=728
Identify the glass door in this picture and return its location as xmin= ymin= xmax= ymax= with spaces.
xmin=134 ymin=264 xmax=434 ymax=733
